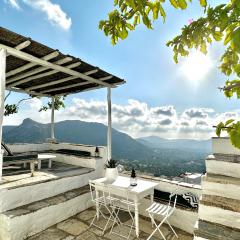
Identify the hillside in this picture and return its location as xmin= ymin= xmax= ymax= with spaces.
xmin=137 ymin=136 xmax=211 ymax=152
xmin=3 ymin=118 xmax=209 ymax=176
xmin=3 ymin=118 xmax=154 ymax=161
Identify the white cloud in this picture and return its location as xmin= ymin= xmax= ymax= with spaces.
xmin=6 ymin=0 xmax=72 ymax=30
xmin=6 ymin=0 xmax=20 ymax=9
xmin=24 ymin=98 xmax=43 ymax=111
xmin=4 ymin=97 xmax=240 ymax=140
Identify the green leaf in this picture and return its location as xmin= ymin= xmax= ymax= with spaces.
xmin=213 ymin=31 xmax=223 ymax=41
xmin=200 ymin=42 xmax=207 ymax=54
xmin=170 ymin=0 xmax=179 ymax=8
xmin=152 ymin=3 xmax=159 ymax=20
xmin=159 ymin=4 xmax=166 ymax=21
xmin=178 ymin=0 xmax=187 ymax=9
xmin=199 ymin=0 xmax=207 ymax=7
xmin=225 ymin=119 xmax=235 ymax=126
xmin=229 ymin=122 xmax=240 ymax=148
xmin=216 ymin=122 xmax=224 ymax=137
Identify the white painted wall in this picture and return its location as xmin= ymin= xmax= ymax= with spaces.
xmin=202 ymin=177 xmax=240 ymax=200
xmin=8 ymin=143 xmax=51 ymax=153
xmin=0 ymin=169 xmax=101 ymax=213
xmin=212 ymin=137 xmax=240 ymax=155
xmin=199 ymin=204 xmax=240 ymax=230
xmin=0 ymin=192 xmax=93 ymax=240
xmin=206 ymin=159 xmax=240 ymax=178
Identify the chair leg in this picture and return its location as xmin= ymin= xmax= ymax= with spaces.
xmin=90 ymin=203 xmax=110 ymax=234
xmin=147 ymin=214 xmax=167 ymax=240
xmin=110 ymin=207 xmax=135 ymax=240
xmin=110 ymin=207 xmax=120 ymax=235
xmin=166 ymin=219 xmax=178 ymax=238
xmin=101 ymin=205 xmax=119 ymax=235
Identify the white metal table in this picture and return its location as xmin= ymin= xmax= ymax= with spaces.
xmin=92 ymin=176 xmax=158 ymax=238
xmin=37 ymin=154 xmax=56 ymax=170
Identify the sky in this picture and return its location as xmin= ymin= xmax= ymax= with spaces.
xmin=1 ymin=0 xmax=237 ymax=139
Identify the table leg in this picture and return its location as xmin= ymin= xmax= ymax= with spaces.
xmin=30 ymin=162 xmax=35 ymax=177
xmin=96 ymin=190 xmax=100 ymax=220
xmin=48 ymin=159 xmax=52 ymax=168
xmin=38 ymin=160 xmax=41 ymax=170
xmin=150 ymin=193 xmax=154 ymax=227
xmin=135 ymin=199 xmax=139 ymax=238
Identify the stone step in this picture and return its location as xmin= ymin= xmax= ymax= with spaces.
xmin=0 ymin=185 xmax=93 ymax=240
xmin=206 ymin=154 xmax=240 ymax=178
xmin=194 ymin=220 xmax=240 ymax=240
xmin=0 ymin=167 xmax=96 ymax=213
xmin=198 ymin=195 xmax=240 ymax=230
xmin=202 ymin=174 xmax=240 ymax=200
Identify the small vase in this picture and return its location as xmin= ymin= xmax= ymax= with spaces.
xmin=105 ymin=168 xmax=118 ymax=181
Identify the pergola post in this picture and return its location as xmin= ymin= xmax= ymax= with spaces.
xmin=107 ymin=87 xmax=112 ymax=161
xmin=0 ymin=48 xmax=6 ymax=180
xmin=50 ymin=96 xmax=55 ymax=141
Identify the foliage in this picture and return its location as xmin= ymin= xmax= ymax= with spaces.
xmin=39 ymin=96 xmax=65 ymax=112
xmin=4 ymin=104 xmax=18 ymax=116
xmin=4 ymin=92 xmax=65 ymax=116
xmin=105 ymin=159 xmax=118 ymax=168
xmin=103 ymin=0 xmax=240 ymax=148
xmin=4 ymin=93 xmax=32 ymax=116
xmin=166 ymin=0 xmax=240 ymax=148
xmin=99 ymin=0 xmax=206 ymax=45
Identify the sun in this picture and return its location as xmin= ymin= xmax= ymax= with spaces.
xmin=180 ymin=51 xmax=213 ymax=83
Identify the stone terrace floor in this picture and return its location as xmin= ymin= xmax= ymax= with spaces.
xmin=28 ymin=207 xmax=193 ymax=240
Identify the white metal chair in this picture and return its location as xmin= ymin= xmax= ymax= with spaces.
xmin=146 ymin=190 xmax=178 ymax=240
xmin=89 ymin=180 xmax=118 ymax=235
xmin=109 ymin=185 xmax=137 ymax=240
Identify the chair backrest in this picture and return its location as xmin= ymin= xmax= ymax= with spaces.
xmin=89 ymin=180 xmax=107 ymax=202
xmin=168 ymin=185 xmax=180 ymax=211
xmin=169 ymin=192 xmax=178 ymax=209
xmin=106 ymin=184 xmax=133 ymax=208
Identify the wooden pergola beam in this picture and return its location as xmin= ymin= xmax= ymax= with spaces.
xmin=6 ymin=51 xmax=59 ymax=78
xmin=11 ymin=40 xmax=31 ymax=53
xmin=7 ymin=56 xmax=73 ymax=86
xmin=7 ymin=86 xmax=49 ymax=97
xmin=1 ymin=44 xmax=115 ymax=88
xmin=7 ymin=62 xmax=81 ymax=88
xmin=54 ymin=77 xmax=120 ymax=96
xmin=25 ymin=69 xmax=99 ymax=91
xmin=40 ymin=75 xmax=114 ymax=94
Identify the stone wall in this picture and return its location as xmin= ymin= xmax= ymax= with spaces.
xmin=194 ymin=137 xmax=240 ymax=240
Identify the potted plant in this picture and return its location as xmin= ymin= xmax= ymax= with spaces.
xmin=105 ymin=159 xmax=118 ymax=180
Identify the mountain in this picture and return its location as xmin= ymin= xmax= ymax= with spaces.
xmin=3 ymin=119 xmax=209 ymax=177
xmin=137 ymin=136 xmax=211 ymax=152
xmin=3 ymin=118 xmax=154 ymax=161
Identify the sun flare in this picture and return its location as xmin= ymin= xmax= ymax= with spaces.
xmin=180 ymin=51 xmax=213 ymax=83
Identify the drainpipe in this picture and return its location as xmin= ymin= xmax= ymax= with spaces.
xmin=0 ymin=49 xmax=6 ymax=181
xmin=107 ymin=87 xmax=112 ymax=161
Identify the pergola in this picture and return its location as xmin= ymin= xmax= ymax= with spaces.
xmin=0 ymin=27 xmax=125 ymax=180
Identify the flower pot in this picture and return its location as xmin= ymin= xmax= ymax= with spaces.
xmin=105 ymin=168 xmax=118 ymax=180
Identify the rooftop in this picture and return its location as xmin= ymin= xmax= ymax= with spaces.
xmin=27 ymin=207 xmax=193 ymax=240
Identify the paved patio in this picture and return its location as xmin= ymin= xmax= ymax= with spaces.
xmin=28 ymin=207 xmax=193 ymax=240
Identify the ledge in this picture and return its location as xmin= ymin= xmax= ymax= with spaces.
xmin=200 ymin=194 xmax=240 ymax=213
xmin=195 ymin=220 xmax=240 ymax=240
xmin=4 ymin=185 xmax=90 ymax=218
